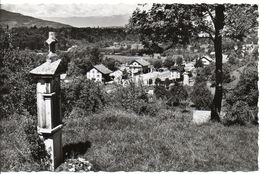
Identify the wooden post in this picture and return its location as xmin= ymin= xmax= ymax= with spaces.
xmin=30 ymin=32 xmax=63 ymax=170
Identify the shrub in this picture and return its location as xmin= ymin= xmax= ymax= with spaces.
xmin=226 ymin=62 xmax=258 ymax=107
xmin=155 ymin=78 xmax=162 ymax=86
xmin=23 ymin=119 xmax=51 ymax=168
xmin=167 ymin=84 xmax=188 ymax=106
xmin=191 ymin=82 xmax=213 ymax=110
xmin=110 ymin=82 xmax=149 ymax=115
xmin=222 ymin=101 xmax=255 ymax=125
xmin=61 ymin=76 xmax=107 ymax=117
xmin=0 ymin=111 xmax=50 ymax=171
xmin=154 ymin=85 xmax=168 ymax=99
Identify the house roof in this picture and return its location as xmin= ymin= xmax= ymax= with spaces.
xmin=93 ymin=64 xmax=112 ymax=75
xmin=170 ymin=66 xmax=185 ymax=72
xmin=200 ymin=56 xmax=213 ymax=62
xmin=132 ymin=59 xmax=150 ymax=66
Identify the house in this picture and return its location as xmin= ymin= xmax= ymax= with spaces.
xmin=109 ymin=69 xmax=123 ymax=84
xmin=129 ymin=59 xmax=151 ymax=77
xmin=131 ymin=43 xmax=144 ymax=50
xmin=86 ymin=64 xmax=112 ymax=83
xmin=170 ymin=66 xmax=185 ymax=80
xmin=199 ymin=56 xmax=213 ymax=66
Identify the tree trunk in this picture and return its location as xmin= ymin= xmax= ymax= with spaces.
xmin=211 ymin=5 xmax=225 ymax=122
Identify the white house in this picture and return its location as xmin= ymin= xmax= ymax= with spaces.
xmin=109 ymin=69 xmax=123 ymax=84
xmin=170 ymin=66 xmax=184 ymax=80
xmin=86 ymin=64 xmax=112 ymax=83
xmin=129 ymin=59 xmax=151 ymax=77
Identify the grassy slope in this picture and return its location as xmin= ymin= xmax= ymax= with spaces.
xmin=63 ymin=107 xmax=258 ymax=171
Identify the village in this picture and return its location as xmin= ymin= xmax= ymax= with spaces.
xmin=0 ymin=2 xmax=258 ymax=172
xmin=61 ymin=40 xmax=256 ymax=97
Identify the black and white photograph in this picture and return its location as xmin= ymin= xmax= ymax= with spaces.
xmin=0 ymin=0 xmax=259 ymax=172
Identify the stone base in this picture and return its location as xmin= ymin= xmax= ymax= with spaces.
xmin=38 ymin=125 xmax=63 ymax=171
xmin=192 ymin=110 xmax=211 ymax=125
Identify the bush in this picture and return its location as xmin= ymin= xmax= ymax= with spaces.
xmin=110 ymin=82 xmax=149 ymax=115
xmin=222 ymin=101 xmax=255 ymax=125
xmin=23 ymin=119 xmax=51 ymax=168
xmin=0 ymin=111 xmax=50 ymax=171
xmin=226 ymin=62 xmax=258 ymax=107
xmin=61 ymin=76 xmax=107 ymax=117
xmin=154 ymin=85 xmax=168 ymax=99
xmin=167 ymin=84 xmax=188 ymax=106
xmin=191 ymin=82 xmax=213 ymax=110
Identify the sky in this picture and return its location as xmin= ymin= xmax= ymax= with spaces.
xmin=2 ymin=0 xmax=258 ymax=18
xmin=1 ymin=0 xmax=153 ymax=18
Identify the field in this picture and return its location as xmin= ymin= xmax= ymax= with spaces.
xmin=62 ymin=107 xmax=258 ymax=171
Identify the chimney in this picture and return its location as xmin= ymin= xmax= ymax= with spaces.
xmin=46 ymin=32 xmax=58 ymax=62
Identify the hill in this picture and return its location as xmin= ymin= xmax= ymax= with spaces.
xmin=0 ymin=9 xmax=71 ymax=28
xmin=42 ymin=14 xmax=130 ymax=28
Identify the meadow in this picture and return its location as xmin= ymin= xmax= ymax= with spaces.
xmin=61 ymin=107 xmax=258 ymax=171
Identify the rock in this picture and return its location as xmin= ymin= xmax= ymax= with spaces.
xmin=192 ymin=110 xmax=211 ymax=125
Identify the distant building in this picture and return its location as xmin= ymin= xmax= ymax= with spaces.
xmin=170 ymin=66 xmax=185 ymax=80
xmin=131 ymin=43 xmax=144 ymax=50
xmin=153 ymin=53 xmax=161 ymax=59
xmin=109 ymin=69 xmax=123 ymax=84
xmin=129 ymin=59 xmax=151 ymax=77
xmin=86 ymin=64 xmax=112 ymax=83
xmin=199 ymin=56 xmax=214 ymax=66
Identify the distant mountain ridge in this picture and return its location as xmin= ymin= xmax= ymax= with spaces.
xmin=0 ymin=9 xmax=71 ymax=28
xmin=42 ymin=14 xmax=131 ymax=28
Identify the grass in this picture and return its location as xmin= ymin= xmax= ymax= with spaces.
xmin=62 ymin=107 xmax=258 ymax=171
xmin=0 ymin=114 xmax=46 ymax=171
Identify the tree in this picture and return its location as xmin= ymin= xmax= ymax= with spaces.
xmin=163 ymin=57 xmax=175 ymax=69
xmin=167 ymin=84 xmax=188 ymax=106
xmin=102 ymin=57 xmax=119 ymax=71
xmin=164 ymin=78 xmax=171 ymax=88
xmin=191 ymin=82 xmax=213 ymax=110
xmin=155 ymin=78 xmax=162 ymax=86
xmin=176 ymin=56 xmax=183 ymax=66
xmin=128 ymin=4 xmax=258 ymax=121
xmin=194 ymin=59 xmax=204 ymax=68
xmin=153 ymin=60 xmax=162 ymax=70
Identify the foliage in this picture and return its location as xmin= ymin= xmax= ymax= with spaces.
xmin=222 ymin=101 xmax=255 ymax=125
xmin=176 ymin=56 xmax=183 ymax=66
xmin=155 ymin=78 xmax=162 ymax=86
xmin=211 ymin=63 xmax=232 ymax=83
xmin=224 ymin=62 xmax=258 ymax=125
xmin=226 ymin=62 xmax=258 ymax=107
xmin=1 ymin=111 xmax=50 ymax=171
xmin=194 ymin=58 xmax=203 ymax=68
xmin=0 ymin=49 xmax=45 ymax=118
xmin=102 ymin=57 xmax=120 ymax=71
xmin=61 ymin=76 xmax=107 ymax=117
xmin=127 ymin=4 xmax=195 ymax=47
xmin=122 ymin=69 xmax=129 ymax=79
xmin=153 ymin=60 xmax=162 ymax=69
xmin=128 ymin=3 xmax=258 ymax=121
xmin=191 ymin=82 xmax=213 ymax=110
xmin=167 ymin=84 xmax=188 ymax=106
xmin=163 ymin=57 xmax=175 ymax=69
xmin=23 ymin=117 xmax=51 ymax=167
xmin=154 ymin=85 xmax=168 ymax=99
xmin=0 ymin=26 xmax=139 ymax=51
xmin=109 ymin=82 xmax=150 ymax=115
xmin=66 ymin=46 xmax=103 ymax=76
xmin=164 ymin=78 xmax=171 ymax=88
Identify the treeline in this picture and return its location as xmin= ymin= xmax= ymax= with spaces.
xmin=0 ymin=26 xmax=139 ymax=51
